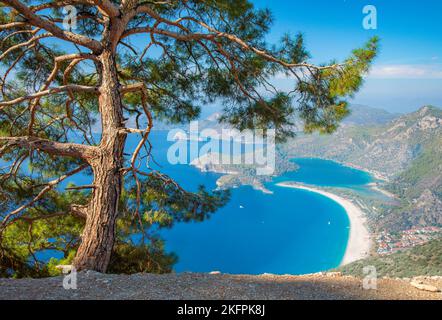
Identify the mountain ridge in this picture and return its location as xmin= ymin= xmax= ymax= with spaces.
xmin=281 ymin=105 xmax=442 ymax=234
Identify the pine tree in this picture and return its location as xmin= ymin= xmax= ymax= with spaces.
xmin=0 ymin=0 xmax=378 ymax=274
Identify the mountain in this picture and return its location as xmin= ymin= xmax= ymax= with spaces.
xmin=343 ymin=104 xmax=400 ymax=126
xmin=153 ymin=104 xmax=398 ymax=132
xmin=281 ymin=105 xmax=442 ymax=233
xmin=282 ymin=105 xmax=441 ymax=177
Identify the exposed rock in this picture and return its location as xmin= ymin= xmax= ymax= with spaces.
xmin=410 ymin=281 xmax=440 ymax=293
xmin=325 ymin=272 xmax=342 ymax=278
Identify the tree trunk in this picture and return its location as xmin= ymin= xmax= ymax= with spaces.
xmin=73 ymin=49 xmax=126 ymax=272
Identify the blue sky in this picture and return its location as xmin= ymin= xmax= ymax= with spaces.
xmin=251 ymin=0 xmax=442 ymax=113
xmin=11 ymin=1 xmax=441 ymax=115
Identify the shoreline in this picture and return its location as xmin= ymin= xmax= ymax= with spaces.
xmin=367 ymin=183 xmax=398 ymax=199
xmin=341 ymin=161 xmax=390 ymax=182
xmin=296 ymin=157 xmax=390 ymax=182
xmin=275 ymin=182 xmax=371 ymax=266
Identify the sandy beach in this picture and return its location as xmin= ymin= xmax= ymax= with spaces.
xmin=275 ymin=182 xmax=371 ymax=266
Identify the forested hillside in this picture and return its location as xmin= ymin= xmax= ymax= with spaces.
xmin=281 ymin=106 xmax=442 ymax=233
xmin=339 ymin=238 xmax=442 ymax=278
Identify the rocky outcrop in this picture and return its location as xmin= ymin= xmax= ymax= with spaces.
xmin=410 ymin=280 xmax=441 ymax=293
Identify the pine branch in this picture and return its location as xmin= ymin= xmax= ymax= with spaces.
xmin=0 ymin=164 xmax=89 ymax=229
xmin=2 ymin=0 xmax=103 ymax=52
xmin=0 ymin=136 xmax=97 ymax=160
xmin=0 ymin=85 xmax=99 ymax=109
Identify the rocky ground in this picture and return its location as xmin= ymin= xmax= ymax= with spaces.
xmin=0 ymin=271 xmax=441 ymax=300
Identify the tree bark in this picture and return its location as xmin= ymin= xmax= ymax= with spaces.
xmin=73 ymin=49 xmax=126 ymax=272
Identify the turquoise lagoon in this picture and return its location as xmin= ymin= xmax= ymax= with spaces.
xmin=34 ymin=131 xmax=373 ymax=275
xmin=141 ymin=132 xmax=373 ymax=275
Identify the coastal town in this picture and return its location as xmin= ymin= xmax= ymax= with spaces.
xmin=376 ymin=227 xmax=442 ymax=255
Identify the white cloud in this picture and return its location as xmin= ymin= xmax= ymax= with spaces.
xmin=368 ymin=64 xmax=442 ymax=79
xmin=273 ymin=63 xmax=442 ymax=80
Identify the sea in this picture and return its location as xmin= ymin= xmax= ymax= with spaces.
xmin=132 ymin=132 xmax=372 ymax=275
xmin=16 ymin=130 xmax=373 ymax=275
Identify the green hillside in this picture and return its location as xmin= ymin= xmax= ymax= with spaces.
xmin=282 ymin=105 xmax=442 ymax=233
xmin=338 ymin=239 xmax=442 ymax=278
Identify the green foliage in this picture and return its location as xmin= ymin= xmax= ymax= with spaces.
xmin=298 ymin=37 xmax=379 ymax=135
xmin=389 ymin=134 xmax=442 ymax=199
xmin=0 ymin=172 xmax=229 ymax=278
xmin=108 ymin=242 xmax=177 ymax=275
xmin=338 ymin=239 xmax=442 ymax=278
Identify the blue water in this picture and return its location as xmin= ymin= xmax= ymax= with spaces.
xmin=26 ymin=131 xmax=372 ymax=275
xmin=273 ymin=158 xmax=373 ymax=187
xmin=161 ymin=186 xmax=350 ymax=275
xmin=143 ymin=132 xmax=372 ymax=275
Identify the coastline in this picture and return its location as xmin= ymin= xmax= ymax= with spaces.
xmin=368 ymin=183 xmax=398 ymax=199
xmin=275 ymin=182 xmax=371 ymax=266
xmin=302 ymin=157 xmax=390 ymax=182
xmin=335 ymin=160 xmax=390 ymax=182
